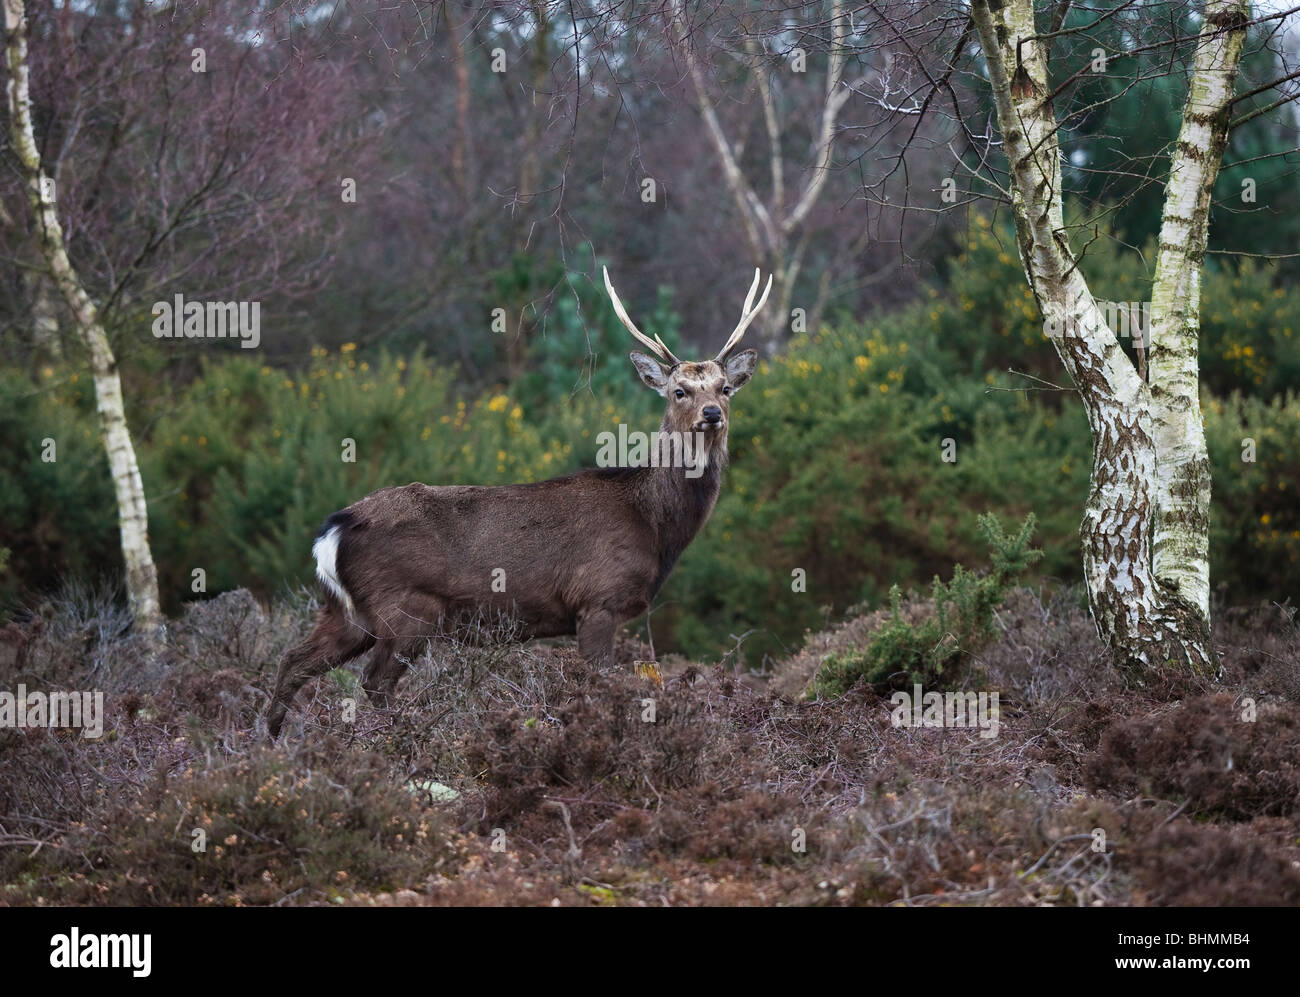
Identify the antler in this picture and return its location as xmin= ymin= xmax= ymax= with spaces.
xmin=715 ymin=268 xmax=773 ymax=361
xmin=603 ymin=266 xmax=681 ymax=366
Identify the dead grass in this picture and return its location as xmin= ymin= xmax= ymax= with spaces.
xmin=1 ymin=583 xmax=1298 ymax=906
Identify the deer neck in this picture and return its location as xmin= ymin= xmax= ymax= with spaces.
xmin=635 ymin=418 xmax=726 ymax=593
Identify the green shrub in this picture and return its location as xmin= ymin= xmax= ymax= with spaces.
xmin=144 ymin=349 xmax=609 ymax=602
xmin=1 ymin=259 xmax=1296 ymax=663
xmin=925 ymin=210 xmax=1154 ymax=391
xmin=663 ymin=315 xmax=1087 ymax=664
xmin=1205 ymin=390 xmax=1300 ymax=598
xmin=0 ymin=367 xmax=118 ymax=606
xmin=925 ymin=211 xmax=1299 ymax=401
xmin=506 ymin=244 xmax=680 ymax=420
xmin=810 ymin=513 xmax=1042 ymax=697
xmin=1199 ymin=261 xmax=1300 ymax=399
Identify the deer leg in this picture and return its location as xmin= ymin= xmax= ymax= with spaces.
xmin=362 ymin=595 xmax=444 ymax=707
xmin=361 ymin=640 xmax=411 ymax=708
xmin=267 ymin=606 xmax=375 ymax=737
xmin=577 ymin=609 xmax=617 ymax=668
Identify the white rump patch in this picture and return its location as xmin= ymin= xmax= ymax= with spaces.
xmin=313 ymin=525 xmax=356 ymax=618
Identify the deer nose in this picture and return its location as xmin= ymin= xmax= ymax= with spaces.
xmin=702 ymin=405 xmax=723 ymax=423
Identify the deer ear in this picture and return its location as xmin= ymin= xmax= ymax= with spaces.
xmin=724 ymin=349 xmax=758 ymax=393
xmin=629 ymin=351 xmax=670 ymax=395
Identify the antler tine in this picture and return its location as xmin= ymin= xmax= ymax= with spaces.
xmin=716 ymin=269 xmax=773 ymax=360
xmin=603 ymin=266 xmax=680 ymax=366
xmin=739 ymin=267 xmax=761 ymax=318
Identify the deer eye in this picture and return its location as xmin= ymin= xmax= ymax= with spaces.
xmin=674 ymin=388 xmax=686 ymax=399
xmin=722 ymin=385 xmax=732 ymax=396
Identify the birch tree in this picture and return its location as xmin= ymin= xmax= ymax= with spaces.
xmin=1146 ymin=1 xmax=1250 ymax=639
xmin=963 ymin=0 xmax=1251 ymax=672
xmin=668 ymin=0 xmax=871 ymax=350
xmin=3 ymin=0 xmax=161 ymax=630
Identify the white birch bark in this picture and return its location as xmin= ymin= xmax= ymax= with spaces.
xmin=4 ymin=0 xmax=163 ymax=631
xmin=1148 ymin=0 xmax=1250 ymax=626
xmin=969 ymin=0 xmax=1244 ymax=674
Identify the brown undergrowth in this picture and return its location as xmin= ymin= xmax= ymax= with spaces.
xmin=0 ymin=586 xmax=1297 ymax=906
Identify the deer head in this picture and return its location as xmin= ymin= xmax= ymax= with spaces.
xmin=603 ymin=266 xmax=771 ymax=444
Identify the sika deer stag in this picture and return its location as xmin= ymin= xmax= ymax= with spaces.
xmin=267 ymin=267 xmax=771 ymax=736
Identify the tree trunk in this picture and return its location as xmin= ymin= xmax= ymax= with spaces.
xmin=25 ymin=268 xmax=62 ymax=357
xmin=672 ymin=0 xmax=855 ymax=354
xmin=445 ymin=1 xmax=473 ymax=199
xmin=969 ymin=0 xmax=1243 ymax=676
xmin=503 ymin=0 xmax=552 ymax=381
xmin=1148 ymin=0 xmax=1249 ymax=634
xmin=4 ymin=0 xmax=162 ymax=632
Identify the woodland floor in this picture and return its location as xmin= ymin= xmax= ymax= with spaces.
xmin=1 ymin=586 xmax=1298 ymax=906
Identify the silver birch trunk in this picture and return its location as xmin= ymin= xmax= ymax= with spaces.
xmin=4 ymin=0 xmax=163 ymax=631
xmin=969 ymin=0 xmax=1247 ymax=674
xmin=1148 ymin=0 xmax=1250 ymax=630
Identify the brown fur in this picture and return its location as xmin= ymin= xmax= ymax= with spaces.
xmin=267 ymin=351 xmax=758 ymax=736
